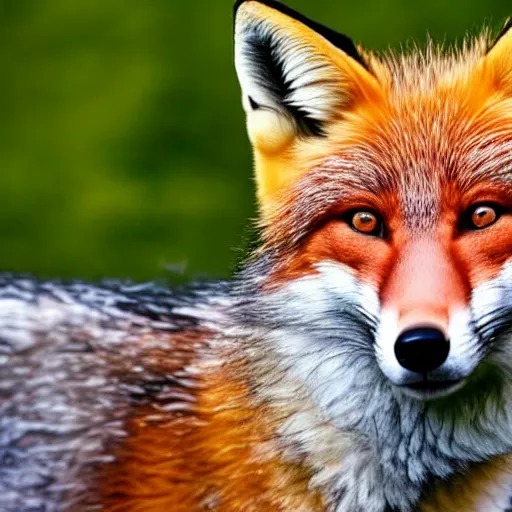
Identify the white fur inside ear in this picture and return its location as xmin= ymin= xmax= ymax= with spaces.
xmin=246 ymin=108 xmax=296 ymax=153
xmin=234 ymin=19 xmax=345 ymax=127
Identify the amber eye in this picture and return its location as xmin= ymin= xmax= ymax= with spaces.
xmin=469 ymin=204 xmax=499 ymax=230
xmin=350 ymin=211 xmax=381 ymax=236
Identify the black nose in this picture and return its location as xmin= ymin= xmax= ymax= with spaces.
xmin=394 ymin=327 xmax=450 ymax=374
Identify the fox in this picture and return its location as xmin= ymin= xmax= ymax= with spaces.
xmin=3 ymin=0 xmax=512 ymax=511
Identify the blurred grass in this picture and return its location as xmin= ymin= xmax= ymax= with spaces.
xmin=0 ymin=0 xmax=510 ymax=281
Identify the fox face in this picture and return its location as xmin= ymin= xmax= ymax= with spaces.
xmin=234 ymin=1 xmax=512 ymax=509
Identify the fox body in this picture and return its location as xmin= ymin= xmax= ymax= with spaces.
xmin=4 ymin=1 xmax=512 ymax=511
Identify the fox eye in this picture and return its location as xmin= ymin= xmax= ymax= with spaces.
xmin=466 ymin=204 xmax=501 ymax=230
xmin=350 ymin=211 xmax=382 ymax=236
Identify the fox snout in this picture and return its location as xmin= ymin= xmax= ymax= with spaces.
xmin=383 ymin=237 xmax=467 ymax=333
xmin=377 ymin=236 xmax=480 ymax=399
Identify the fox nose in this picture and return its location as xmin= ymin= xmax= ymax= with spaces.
xmin=394 ymin=327 xmax=450 ymax=373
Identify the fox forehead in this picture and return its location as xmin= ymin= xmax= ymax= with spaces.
xmin=278 ymin=61 xmax=512 ymax=231
xmin=262 ymin=100 xmax=512 ymax=248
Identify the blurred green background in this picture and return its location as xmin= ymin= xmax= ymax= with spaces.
xmin=0 ymin=0 xmax=510 ymax=282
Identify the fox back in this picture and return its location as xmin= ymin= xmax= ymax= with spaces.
xmin=3 ymin=1 xmax=512 ymax=511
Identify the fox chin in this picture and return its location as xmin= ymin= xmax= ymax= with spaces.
xmin=3 ymin=1 xmax=512 ymax=511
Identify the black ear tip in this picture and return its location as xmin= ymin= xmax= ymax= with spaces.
xmin=233 ymin=0 xmax=368 ymax=72
xmin=487 ymin=17 xmax=512 ymax=53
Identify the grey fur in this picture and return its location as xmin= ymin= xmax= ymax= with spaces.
xmin=0 ymin=276 xmax=229 ymax=511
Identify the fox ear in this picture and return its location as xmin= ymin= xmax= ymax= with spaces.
xmin=485 ymin=20 xmax=512 ymax=95
xmin=234 ymin=0 xmax=381 ymax=214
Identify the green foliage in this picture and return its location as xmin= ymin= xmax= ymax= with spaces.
xmin=0 ymin=0 xmax=509 ymax=281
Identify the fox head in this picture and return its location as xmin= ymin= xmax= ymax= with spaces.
xmin=234 ymin=1 xmax=512 ymax=509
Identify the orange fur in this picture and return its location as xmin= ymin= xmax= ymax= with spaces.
xmin=252 ymin=46 xmax=512 ymax=295
xmin=99 ymin=357 xmax=324 ymax=512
